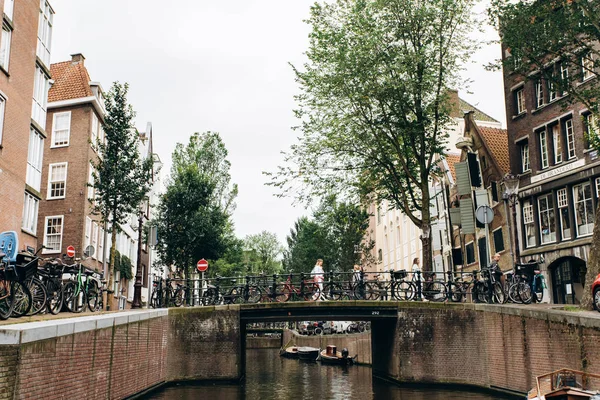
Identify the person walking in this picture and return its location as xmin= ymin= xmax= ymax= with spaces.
xmin=311 ymin=259 xmax=325 ymax=300
xmin=412 ymin=257 xmax=427 ymax=302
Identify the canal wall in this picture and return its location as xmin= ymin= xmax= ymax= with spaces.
xmin=282 ymin=329 xmax=372 ymax=365
xmin=0 ymin=310 xmax=169 ymax=400
xmin=246 ymin=336 xmax=281 ymax=349
xmin=372 ymin=302 xmax=600 ymax=396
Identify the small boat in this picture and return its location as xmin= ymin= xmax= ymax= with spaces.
xmin=319 ymin=345 xmax=356 ymax=366
xmin=528 ymin=369 xmax=600 ymax=399
xmin=297 ymin=346 xmax=320 ymax=361
xmin=280 ymin=346 xmax=299 ymax=358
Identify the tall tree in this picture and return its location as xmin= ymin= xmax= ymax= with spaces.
xmin=155 ymin=132 xmax=237 ymax=279
xmin=283 ymin=217 xmax=328 ymax=274
xmin=244 ymin=231 xmax=284 ymax=275
xmin=91 ymin=82 xmax=153 ymax=311
xmin=266 ymin=0 xmax=479 ymax=271
xmin=489 ymin=0 xmax=600 ymax=309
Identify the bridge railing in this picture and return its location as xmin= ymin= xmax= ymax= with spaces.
xmin=149 ymin=268 xmax=511 ymax=308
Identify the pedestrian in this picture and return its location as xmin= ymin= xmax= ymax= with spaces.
xmin=411 ymin=257 xmax=421 ymax=283
xmin=352 ymin=264 xmax=362 ymax=284
xmin=311 ymin=259 xmax=324 ymax=300
xmin=490 ymin=253 xmax=503 ymax=285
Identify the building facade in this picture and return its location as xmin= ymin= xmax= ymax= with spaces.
xmin=0 ymin=0 xmax=53 ymax=252
xmin=503 ymin=47 xmax=599 ymax=304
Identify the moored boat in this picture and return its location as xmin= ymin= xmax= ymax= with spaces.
xmin=297 ymin=346 xmax=320 ymax=361
xmin=280 ymin=346 xmax=299 ymax=358
xmin=527 ymin=369 xmax=600 ymax=400
xmin=319 ymin=345 xmax=356 ymax=366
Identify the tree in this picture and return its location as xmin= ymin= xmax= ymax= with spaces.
xmin=489 ymin=0 xmax=600 ymax=309
xmin=266 ymin=0 xmax=479 ymax=271
xmin=244 ymin=231 xmax=283 ymax=275
xmin=283 ymin=217 xmax=329 ymax=274
xmin=155 ymin=131 xmax=237 ymax=279
xmin=91 ymin=82 xmax=153 ymax=310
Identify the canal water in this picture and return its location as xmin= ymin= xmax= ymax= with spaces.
xmin=144 ymin=348 xmax=512 ymax=399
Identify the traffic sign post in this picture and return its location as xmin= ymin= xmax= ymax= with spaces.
xmin=197 ymin=259 xmax=208 ymax=272
xmin=66 ymin=245 xmax=75 ymax=258
xmin=476 ymin=205 xmax=494 ymax=303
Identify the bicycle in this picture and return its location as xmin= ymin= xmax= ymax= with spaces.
xmin=389 ymin=269 xmax=416 ymax=301
xmin=38 ymin=258 xmax=65 ymax=314
xmin=62 ymin=263 xmax=88 ymax=313
xmin=420 ymin=271 xmax=447 ymax=302
xmin=274 ymin=272 xmax=320 ymax=302
xmin=514 ymin=261 xmax=546 ymax=304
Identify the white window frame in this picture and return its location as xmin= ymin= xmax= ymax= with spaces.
xmin=87 ymin=164 xmax=95 ymax=204
xmin=98 ymin=227 xmax=104 ymax=262
xmin=573 ymin=182 xmax=594 ymax=237
xmin=47 ymin=162 xmax=68 ymax=200
xmin=22 ymin=192 xmax=39 ymax=235
xmin=536 ymin=80 xmax=544 ymax=108
xmin=540 ymin=130 xmax=549 ymax=169
xmin=492 ymin=226 xmax=504 ymax=253
xmin=557 ymin=188 xmax=571 ymax=240
xmin=26 ymin=128 xmax=44 ymax=191
xmin=538 ymin=194 xmax=556 ymax=245
xmin=582 ymin=53 xmax=594 ymax=81
xmin=91 ymin=222 xmax=98 ymax=260
xmin=522 ymin=200 xmax=536 ymax=248
xmin=565 ymin=119 xmax=576 ymax=160
xmin=32 ymin=65 xmax=49 ymax=127
xmin=91 ymin=112 xmax=99 ymax=148
xmin=0 ymin=94 xmax=5 ymax=146
xmin=0 ymin=23 xmax=12 ymax=71
xmin=51 ymin=111 xmax=71 ymax=148
xmin=521 ymin=143 xmax=530 ymax=172
xmin=465 ymin=241 xmax=475 ymax=265
xmin=516 ymin=88 xmax=526 ymax=115
xmin=553 ymin=125 xmax=562 ymax=164
xmin=596 ymin=178 xmax=600 ymax=199
xmin=43 ymin=215 xmax=63 ymax=254
xmin=36 ymin=0 xmax=53 ymax=68
xmin=3 ymin=0 xmax=14 ymax=21
xmin=586 ymin=114 xmax=598 ymax=143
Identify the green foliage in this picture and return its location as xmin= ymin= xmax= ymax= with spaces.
xmin=155 ymin=132 xmax=237 ymax=278
xmin=112 ymin=250 xmax=121 ymax=274
xmin=283 ymin=196 xmax=373 ymax=274
xmin=120 ymin=255 xmax=133 ymax=281
xmin=266 ymin=0 xmax=479 ymax=271
xmin=243 ymin=231 xmax=283 ymax=275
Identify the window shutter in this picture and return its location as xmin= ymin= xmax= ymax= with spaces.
xmin=432 ymin=224 xmax=441 ymax=251
xmin=452 ymin=248 xmax=464 ymax=265
xmin=460 ymin=198 xmax=475 ymax=234
xmin=456 ymin=162 xmax=471 ymax=196
xmin=449 ymin=208 xmax=461 ymax=226
xmin=491 ymin=182 xmax=499 ymax=202
xmin=467 ymin=153 xmax=482 ymax=187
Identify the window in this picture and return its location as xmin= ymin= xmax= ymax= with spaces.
xmin=0 ymin=94 xmax=5 ymax=146
xmin=557 ymin=188 xmax=571 ymax=240
xmin=539 ymin=129 xmax=549 ymax=169
xmin=91 ymin=113 xmax=99 ymax=147
xmin=98 ymin=227 xmax=104 ymax=262
xmin=538 ymin=194 xmax=556 ymax=244
xmin=586 ymin=113 xmax=597 ymax=149
xmin=523 ymin=199 xmax=536 ymax=247
xmin=521 ymin=143 xmax=530 ymax=172
xmin=22 ymin=192 xmax=39 ymax=235
xmin=91 ymin=222 xmax=98 ymax=259
xmin=560 ymin=63 xmax=569 ymax=95
xmin=378 ymin=249 xmax=382 ymax=262
xmin=596 ymin=178 xmax=600 ymax=198
xmin=87 ymin=164 xmax=95 ymax=203
xmin=466 ymin=242 xmax=475 ymax=264
xmin=43 ymin=216 xmax=63 ymax=253
xmin=548 ymin=76 xmax=557 ymax=102
xmin=493 ymin=228 xmax=504 ymax=253
xmin=3 ymin=0 xmax=14 ymax=21
xmin=36 ymin=0 xmax=53 ymax=68
xmin=516 ymin=88 xmax=525 ymax=115
xmin=552 ymin=125 xmax=562 ymax=164
xmin=0 ymin=23 xmax=12 ymax=70
xmin=535 ymin=80 xmax=544 ymax=108
xmin=32 ymin=65 xmax=49 ymax=127
xmin=51 ymin=112 xmax=71 ymax=147
xmin=573 ymin=182 xmax=594 ymax=236
xmin=565 ymin=119 xmax=575 ymax=159
xmin=85 ymin=217 xmax=91 ymax=248
xmin=47 ymin=162 xmax=67 ymax=199
xmin=26 ymin=128 xmax=44 ymax=191
xmin=490 ymin=181 xmax=499 ymax=203
xmin=582 ymin=53 xmax=594 ymax=81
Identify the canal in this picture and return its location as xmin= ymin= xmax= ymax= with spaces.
xmin=144 ymin=348 xmax=514 ymax=399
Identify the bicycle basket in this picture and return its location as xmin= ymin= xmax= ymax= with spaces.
xmin=393 ymin=270 xmax=407 ymax=280
xmin=0 ymin=264 xmax=18 ymax=281
xmin=15 ymin=252 xmax=37 ymax=281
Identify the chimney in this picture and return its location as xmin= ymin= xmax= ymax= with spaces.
xmin=71 ymin=53 xmax=85 ymax=65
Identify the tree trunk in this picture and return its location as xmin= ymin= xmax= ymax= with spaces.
xmin=580 ymin=202 xmax=600 ymax=309
xmin=105 ymin=226 xmax=118 ymax=311
xmin=421 ymin=232 xmax=433 ymax=273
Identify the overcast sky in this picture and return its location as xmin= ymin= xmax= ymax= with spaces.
xmin=49 ymin=1 xmax=506 ymax=245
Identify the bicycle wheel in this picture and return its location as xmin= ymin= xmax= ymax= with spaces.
xmin=246 ymin=285 xmax=262 ymax=304
xmin=87 ymin=281 xmax=101 ymax=312
xmin=363 ymin=282 xmax=381 ymax=300
xmin=173 ymin=288 xmax=185 ymax=307
xmin=353 ymin=283 xmax=367 ymax=300
xmin=473 ymin=282 xmax=487 ymax=303
xmin=26 ymin=277 xmax=47 ymax=316
xmin=63 ymin=281 xmax=87 ymax=313
xmin=46 ymin=279 xmax=63 ymax=315
xmin=518 ymin=282 xmax=533 ymax=304
xmin=275 ymin=284 xmax=290 ymax=302
xmin=446 ymin=282 xmax=464 ymax=303
xmin=423 ymin=281 xmax=447 ymax=302
xmin=392 ymin=281 xmax=415 ymax=301
xmin=0 ymin=281 xmax=14 ymax=320
xmin=322 ymin=282 xmax=344 ymax=301
xmin=508 ymin=283 xmax=522 ymax=304
xmin=11 ymin=281 xmax=32 ymax=317
xmin=492 ymin=282 xmax=505 ymax=304
xmin=303 ymin=283 xmax=320 ymax=301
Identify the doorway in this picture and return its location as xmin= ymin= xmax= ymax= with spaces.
xmin=550 ymin=257 xmax=586 ymax=304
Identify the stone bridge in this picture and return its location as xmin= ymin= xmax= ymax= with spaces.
xmin=0 ymin=301 xmax=599 ymax=399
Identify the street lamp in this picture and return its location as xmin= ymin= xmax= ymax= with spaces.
xmin=132 ymin=200 xmax=147 ymax=309
xmin=502 ymin=173 xmax=520 ymax=268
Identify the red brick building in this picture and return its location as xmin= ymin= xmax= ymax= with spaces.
xmin=36 ymin=53 xmax=107 ymax=272
xmin=0 ymin=0 xmax=54 ymax=252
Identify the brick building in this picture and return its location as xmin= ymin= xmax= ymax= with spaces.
xmin=0 ymin=0 xmax=53 ymax=252
xmin=503 ymin=46 xmax=599 ymax=304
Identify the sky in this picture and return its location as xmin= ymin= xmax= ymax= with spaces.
xmin=48 ymin=0 xmax=506 ymax=245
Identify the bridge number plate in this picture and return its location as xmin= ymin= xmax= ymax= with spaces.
xmin=372 ymin=311 xmax=379 ymax=315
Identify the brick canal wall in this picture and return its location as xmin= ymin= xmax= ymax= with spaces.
xmin=281 ymin=329 xmax=372 ymax=365
xmin=372 ymin=303 xmax=600 ymax=396
xmin=246 ymin=336 xmax=281 ymax=349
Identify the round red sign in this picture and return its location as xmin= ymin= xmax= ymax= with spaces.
xmin=197 ymin=259 xmax=208 ymax=272
xmin=66 ymin=245 xmax=76 ymax=257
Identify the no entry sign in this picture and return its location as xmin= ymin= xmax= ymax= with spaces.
xmin=66 ymin=245 xmax=76 ymax=257
xmin=197 ymin=259 xmax=208 ymax=273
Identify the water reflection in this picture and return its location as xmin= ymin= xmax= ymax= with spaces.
xmin=144 ymin=349 xmax=509 ymax=399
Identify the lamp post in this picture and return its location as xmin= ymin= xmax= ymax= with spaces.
xmin=502 ymin=173 xmax=520 ymax=268
xmin=132 ymin=201 xmax=147 ymax=309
